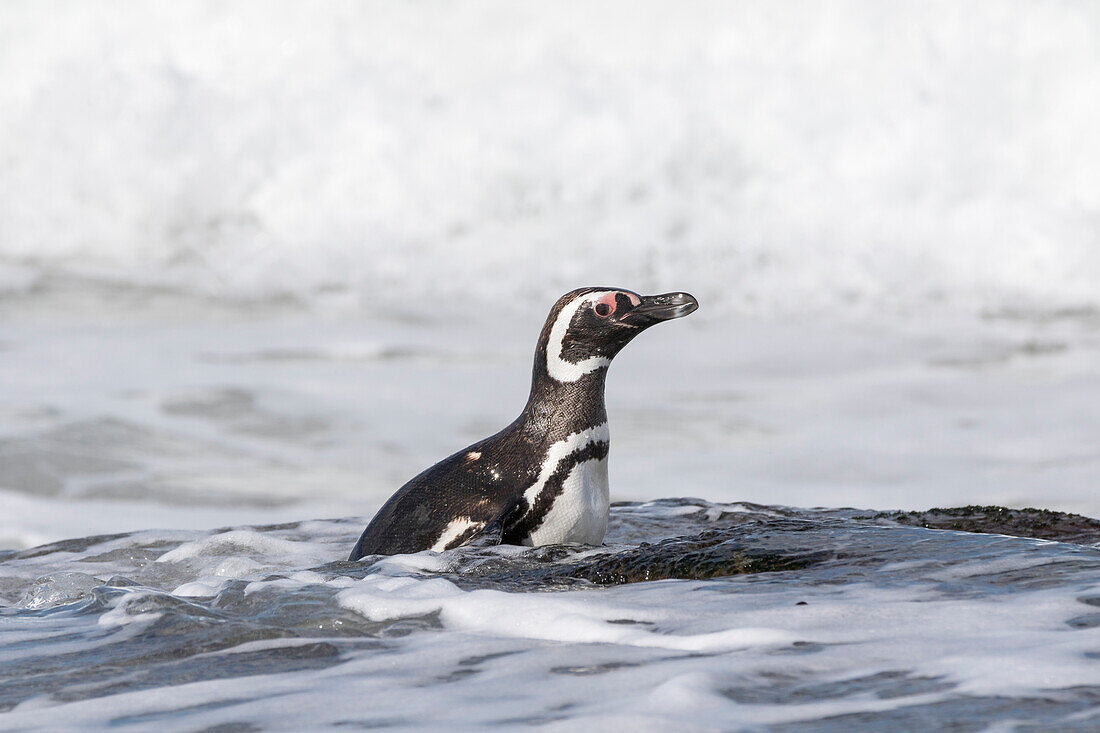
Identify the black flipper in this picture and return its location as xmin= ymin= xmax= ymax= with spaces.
xmin=462 ymin=498 xmax=527 ymax=549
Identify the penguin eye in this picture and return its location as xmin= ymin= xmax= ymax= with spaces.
xmin=594 ymin=301 xmax=613 ymax=318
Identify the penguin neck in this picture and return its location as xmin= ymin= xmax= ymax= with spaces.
xmin=520 ymin=353 xmax=609 ymax=442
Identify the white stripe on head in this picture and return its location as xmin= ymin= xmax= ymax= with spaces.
xmin=546 ymin=292 xmax=613 ymax=383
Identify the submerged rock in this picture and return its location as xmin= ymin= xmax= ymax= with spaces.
xmin=454 ymin=520 xmax=835 ymax=589
xmin=424 ymin=516 xmax=889 ymax=591
xmin=560 ymin=528 xmax=830 ymax=584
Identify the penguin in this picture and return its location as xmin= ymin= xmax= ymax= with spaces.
xmin=348 ymin=287 xmax=699 ymax=560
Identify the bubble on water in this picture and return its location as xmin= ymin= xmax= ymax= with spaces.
xmin=17 ymin=572 xmax=102 ymax=610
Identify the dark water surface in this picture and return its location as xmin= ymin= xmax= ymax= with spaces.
xmin=1 ymin=501 xmax=1099 ymax=731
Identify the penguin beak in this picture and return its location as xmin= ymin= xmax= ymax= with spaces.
xmin=623 ymin=292 xmax=699 ymax=325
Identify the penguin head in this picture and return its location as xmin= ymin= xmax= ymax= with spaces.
xmin=540 ymin=287 xmax=699 ymax=383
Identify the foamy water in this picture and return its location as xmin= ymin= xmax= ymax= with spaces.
xmin=2 ymin=501 xmax=1099 ymax=731
xmin=2 ymin=1 xmax=1099 ymax=317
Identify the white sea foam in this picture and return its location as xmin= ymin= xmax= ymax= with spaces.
xmin=96 ymin=593 xmax=164 ymax=628
xmin=337 ymin=571 xmax=792 ymax=650
xmin=156 ymin=529 xmax=328 ymax=565
xmin=1 ymin=1 xmax=1098 ymax=318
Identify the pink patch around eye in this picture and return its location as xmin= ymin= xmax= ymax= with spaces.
xmin=594 ymin=293 xmax=617 ymax=317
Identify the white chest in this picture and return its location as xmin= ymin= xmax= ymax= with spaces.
xmin=520 ymin=422 xmax=611 ymax=547
xmin=526 ymin=454 xmax=610 ymax=547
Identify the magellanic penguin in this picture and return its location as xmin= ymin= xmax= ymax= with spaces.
xmin=348 ymin=287 xmax=698 ymax=560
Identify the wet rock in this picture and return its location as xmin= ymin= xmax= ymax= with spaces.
xmin=874 ymin=505 xmax=1100 ymax=545
xmin=444 ymin=519 xmax=838 ymax=589
xmin=552 ymin=528 xmax=830 ymax=585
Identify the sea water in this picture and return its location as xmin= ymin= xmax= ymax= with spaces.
xmin=1 ymin=310 xmax=1099 ymax=730
xmin=1 ymin=501 xmax=1099 ymax=730
xmin=3 ymin=1 xmax=1100 ymax=729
